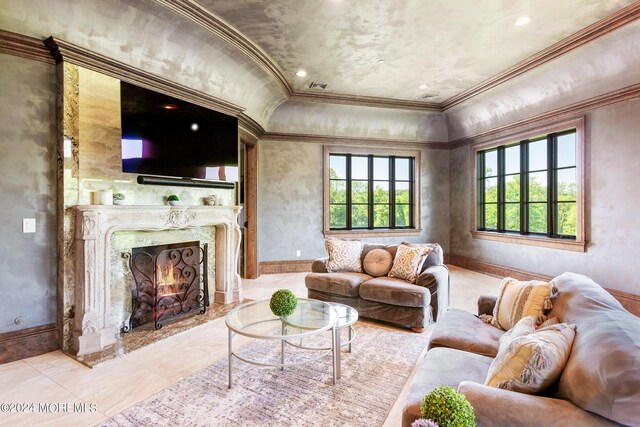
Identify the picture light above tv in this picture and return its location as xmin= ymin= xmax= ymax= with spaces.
xmin=120 ymin=81 xmax=239 ymax=186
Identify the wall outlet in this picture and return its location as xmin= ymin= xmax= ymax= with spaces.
xmin=296 ymin=250 xmax=301 ymax=257
xmin=22 ymin=218 xmax=36 ymax=233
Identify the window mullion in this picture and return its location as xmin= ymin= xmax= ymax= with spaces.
xmin=498 ymin=151 xmax=504 ymax=231
xmin=521 ymin=140 xmax=529 ymax=234
xmin=346 ymin=154 xmax=352 ymax=230
xmin=409 ymin=157 xmax=415 ymax=228
xmin=547 ymin=134 xmax=555 ymax=237
xmin=390 ymin=157 xmax=396 ymax=228
xmin=368 ymin=156 xmax=374 ymax=229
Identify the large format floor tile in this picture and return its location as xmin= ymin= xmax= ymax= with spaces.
xmin=0 ymin=266 xmax=500 ymax=426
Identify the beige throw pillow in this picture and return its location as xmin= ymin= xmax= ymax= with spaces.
xmin=491 ymin=278 xmax=556 ymax=330
xmin=363 ymin=249 xmax=393 ymax=277
xmin=498 ymin=315 xmax=561 ymax=352
xmin=387 ymin=244 xmax=432 ymax=283
xmin=324 ymin=238 xmax=364 ymax=273
xmin=485 ymin=323 xmax=576 ymax=394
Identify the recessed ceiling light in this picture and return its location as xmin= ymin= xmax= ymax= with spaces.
xmin=419 ymin=84 xmax=429 ymax=90
xmin=514 ymin=16 xmax=532 ymax=26
xmin=295 ymin=69 xmax=307 ymax=77
xmin=377 ymin=59 xmax=385 ymax=64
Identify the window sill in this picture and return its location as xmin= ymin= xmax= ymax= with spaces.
xmin=471 ymin=230 xmax=586 ymax=252
xmin=324 ymin=228 xmax=422 ymax=239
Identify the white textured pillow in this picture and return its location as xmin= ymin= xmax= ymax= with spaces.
xmin=489 ymin=278 xmax=556 ymax=330
xmin=324 ymin=238 xmax=364 ymax=273
xmin=485 ymin=323 xmax=576 ymax=394
xmin=387 ymin=244 xmax=432 ymax=283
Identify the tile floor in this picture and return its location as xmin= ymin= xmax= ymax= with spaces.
xmin=0 ymin=265 xmax=501 ymax=427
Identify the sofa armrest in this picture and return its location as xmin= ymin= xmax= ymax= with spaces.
xmin=420 ymin=264 xmax=449 ymax=321
xmin=311 ymin=257 xmax=328 ymax=273
xmin=457 ymin=382 xmax=618 ymax=427
xmin=477 ymin=295 xmax=498 ymax=316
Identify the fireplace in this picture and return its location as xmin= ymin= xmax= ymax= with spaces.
xmin=124 ymin=241 xmax=209 ymax=331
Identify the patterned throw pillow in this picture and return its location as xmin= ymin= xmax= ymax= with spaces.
xmin=324 ymin=238 xmax=364 ymax=273
xmin=487 ymin=278 xmax=556 ymax=331
xmin=485 ymin=323 xmax=576 ymax=394
xmin=388 ymin=244 xmax=432 ymax=283
xmin=362 ymin=249 xmax=393 ymax=277
xmin=498 ymin=315 xmax=560 ymax=352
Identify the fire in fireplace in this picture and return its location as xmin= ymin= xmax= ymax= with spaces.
xmin=123 ymin=241 xmax=208 ymax=331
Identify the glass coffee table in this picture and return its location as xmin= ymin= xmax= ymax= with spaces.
xmin=226 ymin=298 xmax=339 ymax=388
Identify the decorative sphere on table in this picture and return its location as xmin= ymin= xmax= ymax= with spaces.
xmin=420 ymin=385 xmax=475 ymax=427
xmin=269 ymin=289 xmax=298 ymax=317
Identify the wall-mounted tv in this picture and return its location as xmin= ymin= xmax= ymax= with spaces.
xmin=120 ymin=81 xmax=238 ymax=181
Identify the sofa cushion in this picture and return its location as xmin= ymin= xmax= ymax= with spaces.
xmin=550 ymin=273 xmax=640 ymax=426
xmin=359 ymin=277 xmax=431 ymax=307
xmin=304 ymin=272 xmax=372 ymax=297
xmin=485 ymin=323 xmax=576 ymax=394
xmin=403 ymin=347 xmax=493 ymax=427
xmin=388 ymin=244 xmax=432 ymax=283
xmin=324 ymin=238 xmax=364 ymax=273
xmin=362 ymin=249 xmax=393 ymax=277
xmin=429 ymin=309 xmax=504 ymax=357
xmin=491 ymin=277 xmax=555 ymax=330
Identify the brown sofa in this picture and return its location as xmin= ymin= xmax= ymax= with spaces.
xmin=305 ymin=243 xmax=449 ymax=331
xmin=402 ymin=272 xmax=640 ymax=427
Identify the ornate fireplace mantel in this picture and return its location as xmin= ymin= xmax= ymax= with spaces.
xmin=72 ymin=205 xmax=242 ymax=356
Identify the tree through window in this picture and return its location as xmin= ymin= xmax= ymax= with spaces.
xmin=476 ymin=129 xmax=577 ymax=239
xmin=329 ymin=154 xmax=414 ymax=230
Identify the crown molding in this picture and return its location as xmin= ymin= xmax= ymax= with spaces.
xmin=0 ymin=30 xmax=54 ymax=64
xmin=238 ymin=113 xmax=265 ymax=145
xmin=44 ymin=36 xmax=245 ymax=118
xmin=441 ymin=1 xmax=640 ymax=110
xmin=448 ymin=82 xmax=640 ymax=149
xmin=261 ymin=132 xmax=449 ymax=150
xmin=152 ymin=0 xmax=293 ymax=96
xmin=290 ymin=90 xmax=442 ymax=112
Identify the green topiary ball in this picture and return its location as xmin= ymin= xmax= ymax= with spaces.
xmin=269 ymin=289 xmax=298 ymax=317
xmin=420 ymin=385 xmax=475 ymax=427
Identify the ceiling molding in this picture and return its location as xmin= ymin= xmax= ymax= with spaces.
xmin=153 ymin=0 xmax=293 ymax=96
xmin=448 ymin=82 xmax=640 ymax=149
xmin=290 ymin=91 xmax=441 ymax=111
xmin=441 ymin=1 xmax=640 ymax=110
xmin=0 ymin=30 xmax=54 ymax=64
xmin=238 ymin=113 xmax=265 ymax=145
xmin=44 ymin=36 xmax=245 ymax=118
xmin=261 ymin=132 xmax=449 ymax=150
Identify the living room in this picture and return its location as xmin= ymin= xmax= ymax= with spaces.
xmin=0 ymin=0 xmax=639 ymax=426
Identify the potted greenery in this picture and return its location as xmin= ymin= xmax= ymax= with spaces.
xmin=167 ymin=194 xmax=181 ymax=206
xmin=113 ymin=193 xmax=126 ymax=205
xmin=269 ymin=289 xmax=297 ymax=317
xmin=420 ymin=385 xmax=475 ymax=427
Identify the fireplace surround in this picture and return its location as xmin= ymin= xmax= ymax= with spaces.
xmin=72 ymin=205 xmax=242 ymax=357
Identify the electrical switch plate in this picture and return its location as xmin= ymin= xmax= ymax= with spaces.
xmin=23 ymin=218 xmax=36 ymax=233
xmin=296 ymin=250 xmax=301 ymax=257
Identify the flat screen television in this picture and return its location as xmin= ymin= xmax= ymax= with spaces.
xmin=120 ymin=81 xmax=238 ymax=181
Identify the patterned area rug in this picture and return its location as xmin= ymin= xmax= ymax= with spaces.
xmin=102 ymin=322 xmax=431 ymax=427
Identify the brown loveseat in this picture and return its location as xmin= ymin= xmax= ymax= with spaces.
xmin=305 ymin=243 xmax=449 ymax=331
xmin=402 ymin=272 xmax=640 ymax=427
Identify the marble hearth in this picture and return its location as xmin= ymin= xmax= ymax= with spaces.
xmin=72 ymin=205 xmax=242 ymax=357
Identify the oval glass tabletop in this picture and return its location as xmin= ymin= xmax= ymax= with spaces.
xmin=225 ymin=298 xmax=339 ymax=339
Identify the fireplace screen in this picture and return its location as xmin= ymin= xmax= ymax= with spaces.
xmin=124 ymin=241 xmax=208 ymax=331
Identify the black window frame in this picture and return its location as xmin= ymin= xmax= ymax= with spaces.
xmin=329 ymin=153 xmax=415 ymax=231
xmin=476 ymin=129 xmax=578 ymax=240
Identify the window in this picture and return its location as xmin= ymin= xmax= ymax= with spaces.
xmin=324 ymin=147 xmax=420 ymax=237
xmin=473 ymin=118 xmax=585 ymax=251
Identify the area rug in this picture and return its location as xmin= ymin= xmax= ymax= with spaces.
xmin=101 ymin=322 xmax=431 ymax=426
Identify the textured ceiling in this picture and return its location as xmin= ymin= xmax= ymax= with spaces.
xmin=196 ymin=0 xmax=635 ymax=103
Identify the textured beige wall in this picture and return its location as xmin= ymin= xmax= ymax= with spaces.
xmin=0 ymin=54 xmax=56 ymax=333
xmin=0 ymin=0 xmax=286 ymax=128
xmin=258 ymin=140 xmax=450 ymax=261
xmin=450 ymin=97 xmax=640 ymax=294
xmin=446 ymin=20 xmax=640 ymax=141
